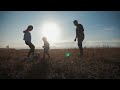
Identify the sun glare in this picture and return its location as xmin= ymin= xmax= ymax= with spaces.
xmin=41 ymin=22 xmax=61 ymax=42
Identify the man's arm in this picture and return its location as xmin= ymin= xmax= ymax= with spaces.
xmin=74 ymin=31 xmax=78 ymax=41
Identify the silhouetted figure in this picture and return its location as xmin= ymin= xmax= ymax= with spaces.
xmin=23 ymin=25 xmax=35 ymax=58
xmin=6 ymin=45 xmax=9 ymax=49
xmin=73 ymin=20 xmax=85 ymax=57
xmin=42 ymin=37 xmax=50 ymax=60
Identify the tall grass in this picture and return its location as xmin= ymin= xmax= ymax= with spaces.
xmin=0 ymin=48 xmax=120 ymax=79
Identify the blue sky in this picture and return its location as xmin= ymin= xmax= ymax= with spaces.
xmin=0 ymin=11 xmax=120 ymax=49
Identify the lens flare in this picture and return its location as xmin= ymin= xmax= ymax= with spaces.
xmin=66 ymin=52 xmax=71 ymax=58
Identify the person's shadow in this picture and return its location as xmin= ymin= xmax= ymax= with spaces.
xmin=25 ymin=59 xmax=49 ymax=79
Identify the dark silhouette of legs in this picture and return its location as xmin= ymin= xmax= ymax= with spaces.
xmin=78 ymin=36 xmax=84 ymax=57
xmin=46 ymin=52 xmax=50 ymax=58
xmin=43 ymin=53 xmax=50 ymax=60
xmin=78 ymin=42 xmax=83 ymax=57
xmin=26 ymin=42 xmax=35 ymax=57
xmin=43 ymin=52 xmax=45 ymax=60
xmin=27 ymin=49 xmax=32 ymax=57
xmin=43 ymin=49 xmax=50 ymax=59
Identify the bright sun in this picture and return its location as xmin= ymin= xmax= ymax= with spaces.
xmin=41 ymin=22 xmax=61 ymax=42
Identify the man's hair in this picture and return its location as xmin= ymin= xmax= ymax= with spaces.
xmin=73 ymin=20 xmax=78 ymax=23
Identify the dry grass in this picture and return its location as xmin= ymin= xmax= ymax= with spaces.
xmin=0 ymin=48 xmax=120 ymax=79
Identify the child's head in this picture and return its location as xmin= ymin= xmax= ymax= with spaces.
xmin=23 ymin=25 xmax=33 ymax=33
xmin=42 ymin=37 xmax=47 ymax=41
xmin=27 ymin=25 xmax=33 ymax=31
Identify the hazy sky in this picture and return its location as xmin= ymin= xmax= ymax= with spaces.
xmin=0 ymin=11 xmax=120 ymax=49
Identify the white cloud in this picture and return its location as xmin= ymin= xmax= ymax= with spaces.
xmin=104 ymin=28 xmax=113 ymax=31
xmin=84 ymin=39 xmax=120 ymax=47
xmin=95 ymin=24 xmax=116 ymax=32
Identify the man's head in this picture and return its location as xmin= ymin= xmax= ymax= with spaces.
xmin=73 ymin=20 xmax=78 ymax=26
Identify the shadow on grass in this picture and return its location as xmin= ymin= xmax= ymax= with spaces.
xmin=24 ymin=59 xmax=49 ymax=79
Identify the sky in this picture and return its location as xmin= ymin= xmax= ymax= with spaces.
xmin=0 ymin=11 xmax=120 ymax=49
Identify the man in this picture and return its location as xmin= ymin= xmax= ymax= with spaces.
xmin=73 ymin=20 xmax=85 ymax=57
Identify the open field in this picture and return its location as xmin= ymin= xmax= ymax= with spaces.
xmin=0 ymin=48 xmax=120 ymax=79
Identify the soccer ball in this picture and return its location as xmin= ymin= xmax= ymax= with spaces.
xmin=34 ymin=52 xmax=41 ymax=59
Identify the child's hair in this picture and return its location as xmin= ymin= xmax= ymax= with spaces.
xmin=42 ymin=37 xmax=47 ymax=41
xmin=23 ymin=25 xmax=33 ymax=33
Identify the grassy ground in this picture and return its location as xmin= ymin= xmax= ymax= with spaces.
xmin=0 ymin=48 xmax=120 ymax=79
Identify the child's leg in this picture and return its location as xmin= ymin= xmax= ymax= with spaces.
xmin=31 ymin=43 xmax=35 ymax=56
xmin=29 ymin=43 xmax=35 ymax=56
xmin=43 ymin=49 xmax=46 ymax=59
xmin=27 ymin=49 xmax=32 ymax=57
xmin=43 ymin=53 xmax=46 ymax=59
xmin=46 ymin=52 xmax=50 ymax=58
xmin=26 ymin=42 xmax=32 ymax=57
xmin=45 ymin=48 xmax=50 ymax=58
xmin=27 ymin=42 xmax=35 ymax=57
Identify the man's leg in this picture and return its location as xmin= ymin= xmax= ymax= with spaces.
xmin=78 ymin=42 xmax=83 ymax=57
